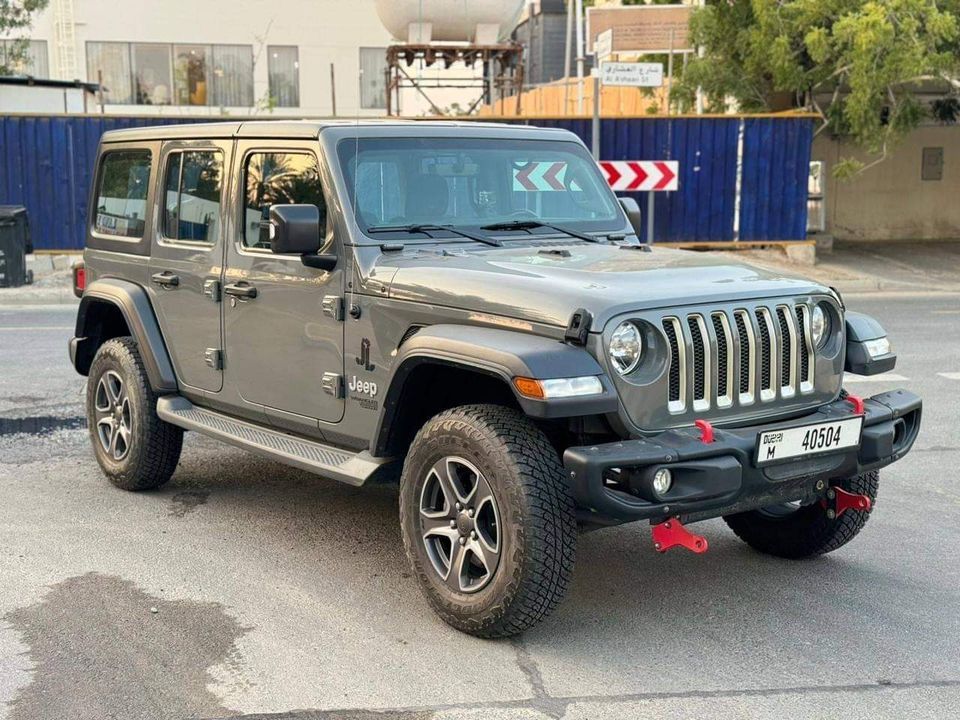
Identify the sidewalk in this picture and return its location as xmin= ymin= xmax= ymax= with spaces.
xmin=709 ymin=239 xmax=960 ymax=295
xmin=1 ymin=242 xmax=958 ymax=306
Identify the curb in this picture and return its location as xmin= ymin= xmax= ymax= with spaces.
xmin=0 ymin=289 xmax=80 ymax=307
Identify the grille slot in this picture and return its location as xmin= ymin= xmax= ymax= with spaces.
xmin=662 ymin=318 xmax=685 ymax=412
xmin=688 ymin=316 xmax=706 ymax=401
xmin=660 ymin=302 xmax=817 ymax=416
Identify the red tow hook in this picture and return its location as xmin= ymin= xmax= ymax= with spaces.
xmin=652 ymin=518 xmax=709 ymax=554
xmin=821 ymin=486 xmax=873 ymax=520
xmin=845 ymin=393 xmax=865 ymax=415
xmin=694 ymin=419 xmax=715 ymax=444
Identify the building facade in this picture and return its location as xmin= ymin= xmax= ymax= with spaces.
xmin=3 ymin=0 xmax=455 ymax=117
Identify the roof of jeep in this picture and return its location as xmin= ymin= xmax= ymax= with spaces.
xmin=99 ymin=119 xmax=573 ymax=143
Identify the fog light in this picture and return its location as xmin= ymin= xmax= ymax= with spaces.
xmin=652 ymin=468 xmax=673 ymax=496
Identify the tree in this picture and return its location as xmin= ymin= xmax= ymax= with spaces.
xmin=677 ymin=0 xmax=960 ymax=176
xmin=0 ymin=0 xmax=49 ymax=76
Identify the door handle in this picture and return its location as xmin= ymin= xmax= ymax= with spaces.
xmin=151 ymin=271 xmax=179 ymax=288
xmin=224 ymin=282 xmax=258 ymax=300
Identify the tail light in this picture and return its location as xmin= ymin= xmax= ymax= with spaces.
xmin=72 ymin=262 xmax=85 ymax=298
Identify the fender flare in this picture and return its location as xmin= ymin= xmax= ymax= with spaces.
xmin=71 ymin=278 xmax=178 ymax=392
xmin=372 ymin=324 xmax=618 ymax=455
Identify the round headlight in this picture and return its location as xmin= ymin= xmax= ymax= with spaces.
xmin=811 ymin=304 xmax=831 ymax=348
xmin=609 ymin=322 xmax=642 ymax=374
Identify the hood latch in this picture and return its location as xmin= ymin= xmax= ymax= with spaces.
xmin=564 ymin=308 xmax=592 ymax=346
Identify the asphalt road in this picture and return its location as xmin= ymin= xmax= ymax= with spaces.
xmin=1 ymin=294 xmax=959 ymax=720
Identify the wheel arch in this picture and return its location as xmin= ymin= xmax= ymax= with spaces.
xmin=70 ymin=278 xmax=177 ymax=392
xmin=371 ymin=324 xmax=617 ymax=457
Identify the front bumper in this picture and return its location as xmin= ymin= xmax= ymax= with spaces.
xmin=564 ymin=389 xmax=921 ymax=525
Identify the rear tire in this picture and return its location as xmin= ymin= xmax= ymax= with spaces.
xmin=86 ymin=337 xmax=183 ymax=491
xmin=723 ymin=471 xmax=879 ymax=559
xmin=399 ymin=404 xmax=577 ymax=638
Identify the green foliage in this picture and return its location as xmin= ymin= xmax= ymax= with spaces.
xmin=0 ymin=0 xmax=49 ymax=76
xmin=679 ymin=0 xmax=960 ymax=174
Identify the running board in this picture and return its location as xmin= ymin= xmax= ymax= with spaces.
xmin=156 ymin=396 xmax=390 ymax=486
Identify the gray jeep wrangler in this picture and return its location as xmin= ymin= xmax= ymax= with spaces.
xmin=70 ymin=120 xmax=921 ymax=637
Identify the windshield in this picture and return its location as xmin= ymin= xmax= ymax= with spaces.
xmin=337 ymin=137 xmax=622 ymax=239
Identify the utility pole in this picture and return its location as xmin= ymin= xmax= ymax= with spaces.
xmin=575 ymin=0 xmax=585 ymax=114
xmin=563 ymin=0 xmax=573 ymax=115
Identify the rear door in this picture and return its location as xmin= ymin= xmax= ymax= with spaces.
xmin=148 ymin=140 xmax=231 ymax=393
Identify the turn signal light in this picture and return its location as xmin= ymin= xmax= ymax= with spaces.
xmin=512 ymin=376 xmax=604 ymax=400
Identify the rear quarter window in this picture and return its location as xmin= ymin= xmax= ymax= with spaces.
xmin=94 ymin=150 xmax=152 ymax=239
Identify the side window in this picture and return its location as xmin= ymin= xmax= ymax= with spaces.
xmin=162 ymin=150 xmax=223 ymax=244
xmin=243 ymin=152 xmax=324 ymax=250
xmin=94 ymin=150 xmax=152 ymax=238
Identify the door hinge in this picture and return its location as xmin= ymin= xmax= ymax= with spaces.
xmin=203 ymin=278 xmax=221 ymax=302
xmin=204 ymin=348 xmax=223 ymax=370
xmin=322 ymin=295 xmax=345 ymax=321
xmin=321 ymin=372 xmax=344 ymax=398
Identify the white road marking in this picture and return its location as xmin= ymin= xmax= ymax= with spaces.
xmin=938 ymin=372 xmax=960 ymax=380
xmin=0 ymin=326 xmax=73 ymax=331
xmin=843 ymin=372 xmax=909 ymax=383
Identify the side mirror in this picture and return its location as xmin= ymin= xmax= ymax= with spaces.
xmin=267 ymin=204 xmax=322 ymax=254
xmin=266 ymin=204 xmax=337 ymax=271
xmin=618 ymin=197 xmax=645 ymax=241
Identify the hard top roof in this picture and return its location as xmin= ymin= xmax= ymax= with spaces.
xmin=99 ymin=119 xmax=572 ymax=143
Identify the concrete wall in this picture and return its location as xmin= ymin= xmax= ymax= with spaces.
xmin=5 ymin=0 xmax=478 ymax=117
xmin=814 ymin=125 xmax=960 ymax=241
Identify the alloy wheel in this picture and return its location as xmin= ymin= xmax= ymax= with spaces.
xmin=94 ymin=370 xmax=132 ymax=461
xmin=419 ymin=456 xmax=501 ymax=594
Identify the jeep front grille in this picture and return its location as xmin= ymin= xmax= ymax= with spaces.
xmin=661 ymin=302 xmax=816 ymax=415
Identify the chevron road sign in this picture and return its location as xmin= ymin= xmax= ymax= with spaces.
xmin=598 ymin=160 xmax=679 ymax=192
xmin=512 ymin=161 xmax=573 ymax=192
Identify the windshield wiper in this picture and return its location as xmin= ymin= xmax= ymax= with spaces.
xmin=479 ymin=220 xmax=601 ymax=243
xmin=365 ymin=224 xmax=501 ymax=247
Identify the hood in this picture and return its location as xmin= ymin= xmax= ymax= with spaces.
xmin=380 ymin=243 xmax=827 ymax=331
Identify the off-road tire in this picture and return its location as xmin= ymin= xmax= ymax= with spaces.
xmin=723 ymin=471 xmax=879 ymax=559
xmin=399 ymin=404 xmax=577 ymax=638
xmin=86 ymin=337 xmax=183 ymax=491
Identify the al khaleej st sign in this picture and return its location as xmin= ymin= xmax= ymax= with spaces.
xmin=586 ymin=4 xmax=694 ymax=55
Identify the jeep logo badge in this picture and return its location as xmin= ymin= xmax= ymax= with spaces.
xmin=349 ymin=376 xmax=378 ymax=397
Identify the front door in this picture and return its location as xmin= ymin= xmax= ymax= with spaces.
xmin=222 ymin=141 xmax=345 ymax=427
xmin=148 ymin=140 xmax=230 ymax=393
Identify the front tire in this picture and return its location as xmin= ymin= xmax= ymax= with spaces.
xmin=399 ymin=405 xmax=577 ymax=638
xmin=723 ymin=471 xmax=879 ymax=559
xmin=86 ymin=337 xmax=183 ymax=491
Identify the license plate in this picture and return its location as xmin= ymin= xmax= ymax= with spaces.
xmin=756 ymin=417 xmax=863 ymax=465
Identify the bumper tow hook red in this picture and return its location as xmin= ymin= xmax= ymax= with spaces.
xmin=822 ymin=486 xmax=873 ymax=519
xmin=694 ymin=419 xmax=715 ymax=443
xmin=652 ymin=518 xmax=709 ymax=554
xmin=845 ymin=393 xmax=865 ymax=414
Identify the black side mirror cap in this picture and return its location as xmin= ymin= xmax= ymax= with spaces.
xmin=844 ymin=311 xmax=897 ymax=375
xmin=301 ymin=253 xmax=338 ymax=271
xmin=618 ymin=197 xmax=645 ymax=241
xmin=268 ymin=204 xmax=323 ymax=255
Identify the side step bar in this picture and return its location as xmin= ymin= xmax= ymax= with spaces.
xmin=156 ymin=396 xmax=392 ymax=487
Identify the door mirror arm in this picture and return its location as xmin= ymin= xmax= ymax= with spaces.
xmin=301 ymin=253 xmax=338 ymax=271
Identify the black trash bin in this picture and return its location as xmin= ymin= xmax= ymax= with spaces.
xmin=0 ymin=205 xmax=33 ymax=288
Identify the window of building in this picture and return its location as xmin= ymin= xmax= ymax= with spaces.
xmin=86 ymin=41 xmax=253 ymax=107
xmin=94 ymin=151 xmax=152 ymax=239
xmin=86 ymin=42 xmax=133 ymax=104
xmin=163 ymin=151 xmax=224 ymax=244
xmin=268 ymin=46 xmax=299 ymax=107
xmin=243 ymin=152 xmax=324 ymax=249
xmin=174 ymin=45 xmax=210 ymax=106
xmin=0 ymin=39 xmax=49 ymax=76
xmin=212 ymin=44 xmax=254 ymax=107
xmin=132 ymin=43 xmax=173 ymax=105
xmin=359 ymin=47 xmax=387 ymax=109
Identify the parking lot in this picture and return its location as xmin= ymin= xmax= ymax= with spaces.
xmin=2 ymin=290 xmax=959 ymax=720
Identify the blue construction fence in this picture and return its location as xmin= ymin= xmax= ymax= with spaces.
xmin=0 ymin=113 xmax=813 ymax=251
